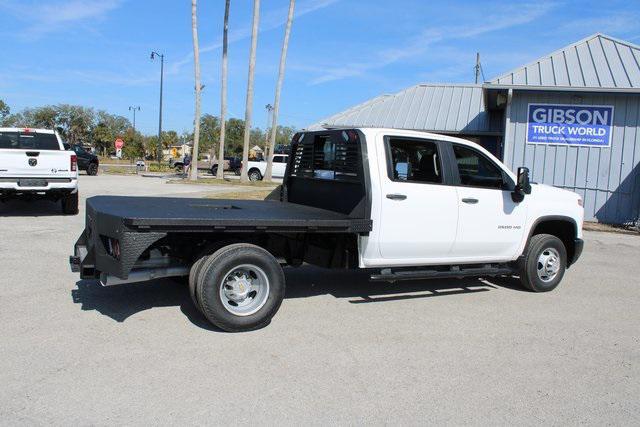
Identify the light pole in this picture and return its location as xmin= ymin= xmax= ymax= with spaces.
xmin=128 ymin=106 xmax=140 ymax=131
xmin=151 ymin=51 xmax=164 ymax=163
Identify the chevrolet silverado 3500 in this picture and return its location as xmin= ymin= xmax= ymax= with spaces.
xmin=70 ymin=128 xmax=584 ymax=331
xmin=1 ymin=128 xmax=79 ymax=214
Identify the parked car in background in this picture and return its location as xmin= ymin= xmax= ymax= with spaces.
xmin=0 ymin=127 xmax=79 ymax=214
xmin=171 ymin=157 xmax=209 ymax=173
xmin=67 ymin=144 xmax=99 ymax=175
xmin=211 ymin=156 xmax=241 ymax=176
xmin=244 ymin=153 xmax=289 ymax=181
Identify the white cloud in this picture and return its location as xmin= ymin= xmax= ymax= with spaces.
xmin=306 ymin=2 xmax=558 ymax=84
xmin=0 ymin=0 xmax=123 ymax=38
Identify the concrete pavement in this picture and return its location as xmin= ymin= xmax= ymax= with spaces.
xmin=0 ymin=174 xmax=639 ymax=425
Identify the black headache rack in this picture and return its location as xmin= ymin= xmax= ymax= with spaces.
xmin=71 ymin=129 xmax=373 ymax=281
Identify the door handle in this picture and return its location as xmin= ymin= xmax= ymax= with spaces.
xmin=386 ymin=193 xmax=407 ymax=201
xmin=461 ymin=198 xmax=479 ymax=204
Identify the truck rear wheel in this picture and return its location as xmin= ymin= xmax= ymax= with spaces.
xmin=87 ymin=163 xmax=99 ymax=176
xmin=519 ymin=234 xmax=567 ymax=292
xmin=188 ymin=256 xmax=208 ymax=311
xmin=62 ymin=192 xmax=79 ymax=215
xmin=196 ymin=243 xmax=285 ymax=332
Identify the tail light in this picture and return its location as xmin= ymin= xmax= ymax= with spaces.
xmin=70 ymin=154 xmax=77 ymax=172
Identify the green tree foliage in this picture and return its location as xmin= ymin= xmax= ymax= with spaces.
xmin=55 ymin=105 xmax=95 ymax=144
xmin=0 ymin=99 xmax=11 ymax=125
xmin=144 ymin=135 xmax=160 ymax=160
xmin=161 ymin=130 xmax=179 ymax=148
xmin=275 ymin=125 xmax=296 ymax=145
xmin=122 ymin=128 xmax=145 ymax=159
xmin=199 ymin=114 xmax=220 ymax=154
xmin=91 ymin=111 xmax=131 ymax=156
xmin=224 ymin=118 xmax=246 ymax=156
xmin=0 ymin=100 xmax=296 ymax=159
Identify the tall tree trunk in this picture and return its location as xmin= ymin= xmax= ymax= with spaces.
xmin=190 ymin=0 xmax=201 ymax=181
xmin=240 ymin=0 xmax=260 ymax=183
xmin=216 ymin=0 xmax=230 ymax=180
xmin=264 ymin=0 xmax=295 ymax=182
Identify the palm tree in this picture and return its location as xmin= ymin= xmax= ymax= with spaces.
xmin=240 ymin=0 xmax=260 ymax=183
xmin=264 ymin=0 xmax=295 ymax=182
xmin=190 ymin=0 xmax=202 ymax=181
xmin=215 ymin=0 xmax=230 ymax=180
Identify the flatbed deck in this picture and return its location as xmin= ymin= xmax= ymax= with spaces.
xmin=87 ymin=196 xmax=372 ymax=233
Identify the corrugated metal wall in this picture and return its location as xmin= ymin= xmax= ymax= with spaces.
xmin=503 ymin=91 xmax=640 ymax=224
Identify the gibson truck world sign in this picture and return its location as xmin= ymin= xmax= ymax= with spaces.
xmin=526 ymin=104 xmax=614 ymax=147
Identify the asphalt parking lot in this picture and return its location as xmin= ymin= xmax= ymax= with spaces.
xmin=1 ymin=174 xmax=639 ymax=425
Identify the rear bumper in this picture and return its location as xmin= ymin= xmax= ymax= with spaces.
xmin=0 ymin=177 xmax=77 ymax=196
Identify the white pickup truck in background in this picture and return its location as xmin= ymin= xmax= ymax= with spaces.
xmin=245 ymin=153 xmax=289 ymax=181
xmin=0 ymin=128 xmax=79 ymax=214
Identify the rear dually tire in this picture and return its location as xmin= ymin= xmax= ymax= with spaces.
xmin=196 ymin=243 xmax=285 ymax=332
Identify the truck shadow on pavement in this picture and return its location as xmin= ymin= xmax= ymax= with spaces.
xmin=0 ymin=199 xmax=65 ymax=216
xmin=71 ymin=266 xmax=526 ymax=331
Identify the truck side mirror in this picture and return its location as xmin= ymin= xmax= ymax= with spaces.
xmin=512 ymin=167 xmax=532 ymax=202
xmin=517 ymin=167 xmax=532 ymax=194
xmin=63 ymin=143 xmax=71 ymax=150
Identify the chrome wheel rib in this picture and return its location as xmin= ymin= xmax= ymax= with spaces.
xmin=537 ymin=247 xmax=561 ymax=282
xmin=219 ymin=264 xmax=270 ymax=316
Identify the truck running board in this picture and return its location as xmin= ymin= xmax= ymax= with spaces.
xmin=370 ymin=264 xmax=515 ymax=282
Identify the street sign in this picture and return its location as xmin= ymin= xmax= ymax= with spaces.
xmin=115 ymin=138 xmax=124 ymax=150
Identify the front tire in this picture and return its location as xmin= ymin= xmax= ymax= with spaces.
xmin=520 ymin=234 xmax=567 ymax=292
xmin=196 ymin=243 xmax=285 ymax=332
xmin=62 ymin=192 xmax=79 ymax=215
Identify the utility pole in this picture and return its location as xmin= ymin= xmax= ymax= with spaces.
xmin=475 ymin=52 xmax=481 ymax=84
xmin=128 ymin=106 xmax=140 ymax=131
xmin=151 ymin=51 xmax=164 ymax=163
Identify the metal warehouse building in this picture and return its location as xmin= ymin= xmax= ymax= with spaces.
xmin=309 ymin=33 xmax=640 ymax=225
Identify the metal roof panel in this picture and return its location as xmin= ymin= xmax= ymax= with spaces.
xmin=490 ymin=33 xmax=640 ymax=89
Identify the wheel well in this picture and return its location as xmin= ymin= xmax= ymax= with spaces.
xmin=531 ymin=219 xmax=577 ymax=265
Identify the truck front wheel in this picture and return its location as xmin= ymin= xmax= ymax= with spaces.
xmin=196 ymin=243 xmax=285 ymax=332
xmin=519 ymin=234 xmax=567 ymax=292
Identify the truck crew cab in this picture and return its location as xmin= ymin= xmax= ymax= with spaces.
xmin=71 ymin=128 xmax=584 ymax=331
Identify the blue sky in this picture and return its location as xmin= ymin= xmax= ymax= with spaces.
xmin=1 ymin=0 xmax=639 ymax=135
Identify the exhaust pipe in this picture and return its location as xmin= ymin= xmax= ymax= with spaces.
xmin=100 ymin=266 xmax=190 ymax=286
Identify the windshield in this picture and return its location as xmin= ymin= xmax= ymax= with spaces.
xmin=0 ymin=132 xmax=60 ymax=150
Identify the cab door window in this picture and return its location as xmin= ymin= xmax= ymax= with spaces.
xmin=387 ymin=138 xmax=442 ymax=184
xmin=452 ymin=144 xmax=505 ymax=189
